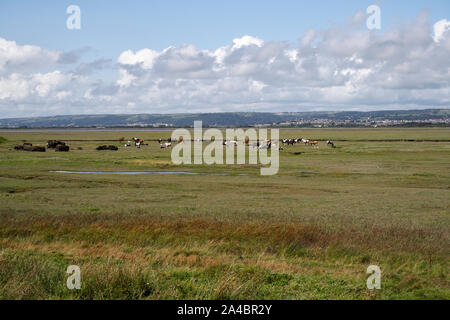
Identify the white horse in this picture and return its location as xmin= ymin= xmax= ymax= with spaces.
xmin=224 ymin=140 xmax=238 ymax=147
xmin=160 ymin=142 xmax=172 ymax=148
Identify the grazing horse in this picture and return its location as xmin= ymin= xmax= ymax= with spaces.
xmin=223 ymin=140 xmax=238 ymax=147
xmin=55 ymin=144 xmax=69 ymax=152
xmin=46 ymin=140 xmax=65 ymax=148
xmin=327 ymin=140 xmax=335 ymax=148
xmin=132 ymin=138 xmax=145 ymax=148
xmin=259 ymin=141 xmax=271 ymax=149
xmin=160 ymin=142 xmax=172 ymax=148
xmin=132 ymin=137 xmax=141 ymax=147
xmin=309 ymin=140 xmax=319 ymax=148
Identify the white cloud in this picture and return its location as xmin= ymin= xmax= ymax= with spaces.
xmin=433 ymin=19 xmax=450 ymax=42
xmin=0 ymin=38 xmax=60 ymax=74
xmin=0 ymin=70 xmax=77 ymax=106
xmin=118 ymin=48 xmax=160 ymax=69
xmin=0 ymin=73 xmax=31 ymax=100
xmin=34 ymin=71 xmax=71 ymax=97
xmin=231 ymin=35 xmax=264 ymax=49
xmin=0 ymin=11 xmax=449 ymax=118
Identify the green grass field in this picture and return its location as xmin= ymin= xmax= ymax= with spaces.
xmin=0 ymin=128 xmax=449 ymax=299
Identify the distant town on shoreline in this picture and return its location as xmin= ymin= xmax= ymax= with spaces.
xmin=1 ymin=109 xmax=449 ymax=129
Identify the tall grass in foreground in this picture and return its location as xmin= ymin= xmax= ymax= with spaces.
xmin=0 ymin=213 xmax=448 ymax=299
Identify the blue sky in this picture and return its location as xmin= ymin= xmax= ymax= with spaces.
xmin=1 ymin=0 xmax=449 ymax=57
xmin=0 ymin=1 xmax=449 ymax=117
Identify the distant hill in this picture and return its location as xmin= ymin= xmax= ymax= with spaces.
xmin=0 ymin=109 xmax=449 ymax=128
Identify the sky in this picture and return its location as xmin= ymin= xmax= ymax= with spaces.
xmin=0 ymin=0 xmax=449 ymax=117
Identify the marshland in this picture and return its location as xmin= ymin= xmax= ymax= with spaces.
xmin=0 ymin=128 xmax=448 ymax=299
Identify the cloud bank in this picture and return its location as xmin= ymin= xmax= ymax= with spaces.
xmin=0 ymin=11 xmax=449 ymax=118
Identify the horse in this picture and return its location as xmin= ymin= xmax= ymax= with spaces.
xmin=132 ymin=138 xmax=140 ymax=147
xmin=223 ymin=140 xmax=237 ymax=147
xmin=259 ymin=141 xmax=271 ymax=149
xmin=309 ymin=140 xmax=319 ymax=148
xmin=160 ymin=142 xmax=172 ymax=148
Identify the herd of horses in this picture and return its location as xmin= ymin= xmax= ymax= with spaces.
xmin=14 ymin=140 xmax=70 ymax=152
xmin=14 ymin=137 xmax=336 ymax=153
xmin=281 ymin=138 xmax=335 ymax=148
xmin=121 ymin=137 xmax=337 ymax=150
